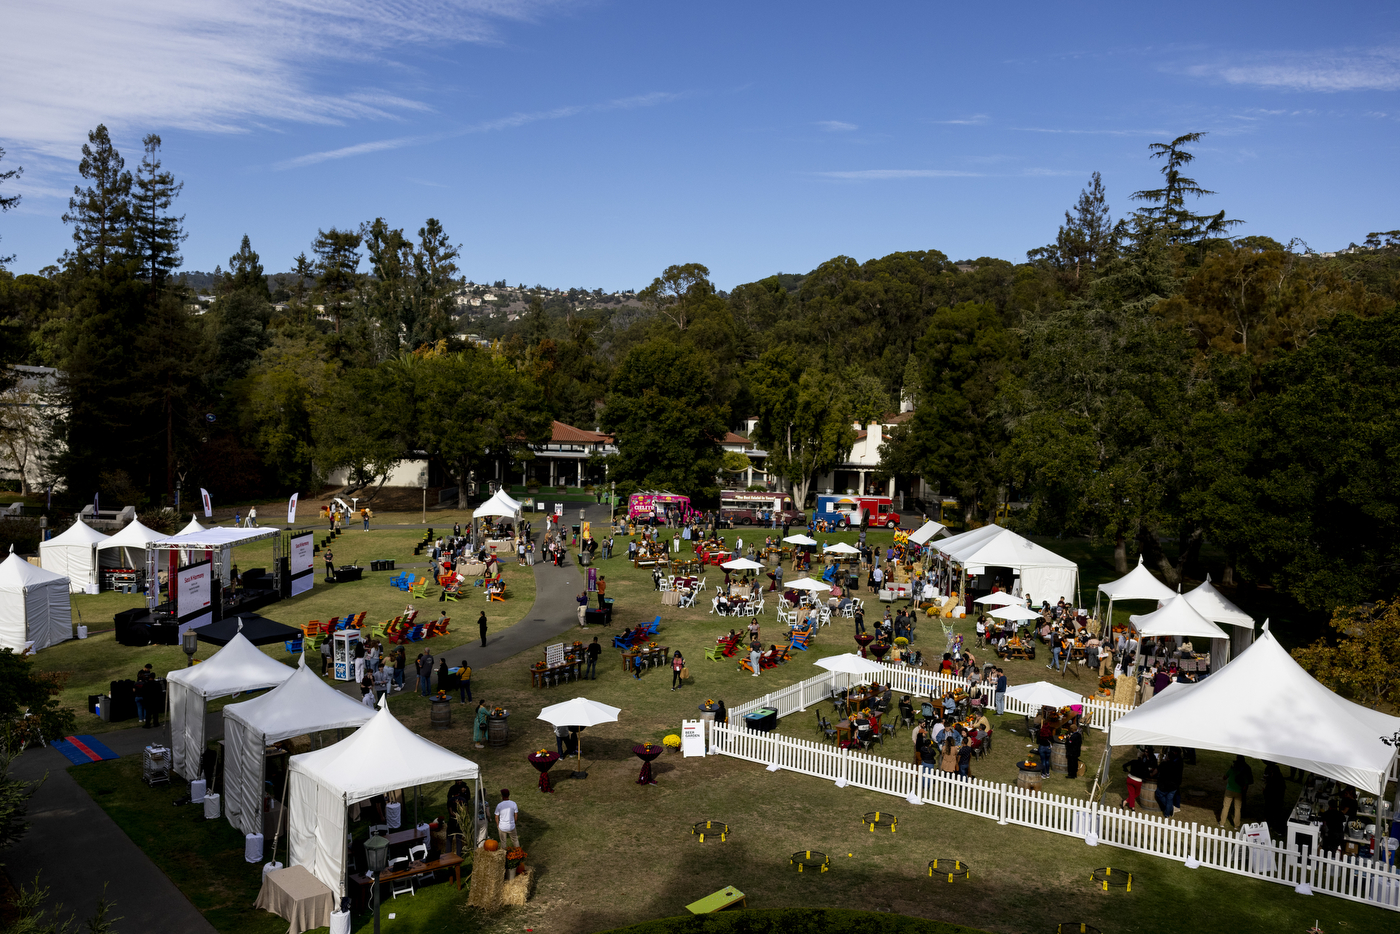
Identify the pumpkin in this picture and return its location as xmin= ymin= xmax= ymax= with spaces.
xmin=483 ymin=839 xmax=500 ymax=852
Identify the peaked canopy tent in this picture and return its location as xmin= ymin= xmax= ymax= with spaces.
xmin=145 ymin=526 xmax=285 ymax=627
xmin=933 ymin=524 xmax=1079 ymax=609
xmin=96 ymin=517 xmax=163 ymax=570
xmin=473 ymin=488 xmax=523 ymax=521
xmin=178 ymin=515 xmax=205 ymax=535
xmin=1129 ymin=594 xmax=1231 ymax=671
xmin=223 ymin=659 xmax=374 ymax=837
xmin=1109 ymin=627 xmax=1400 ymax=796
xmin=1095 ymin=556 xmax=1176 ymax=635
xmin=289 ymin=701 xmax=482 ymax=894
xmin=0 ymin=553 xmax=72 ymax=652
xmin=39 ymin=518 xmax=109 ymax=594
xmin=1181 ymin=575 xmax=1256 ymax=662
xmin=907 ymin=520 xmax=947 ymax=547
xmin=165 ymin=630 xmax=295 ymax=780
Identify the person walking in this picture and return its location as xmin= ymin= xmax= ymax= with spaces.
xmin=671 ymin=650 xmax=685 ymax=691
xmin=458 ymin=660 xmax=472 ymax=702
xmin=495 ymin=788 xmax=520 ymax=849
xmin=478 ymin=610 xmax=488 ymax=647
xmin=1154 ymin=748 xmax=1184 ymax=817
xmin=994 ymin=668 xmax=1007 ymax=716
xmin=419 ymin=648 xmax=435 ymax=696
xmin=248 ymin=506 xmax=257 ymax=527
xmin=585 ymin=636 xmax=601 ymax=680
xmin=323 ymin=547 xmax=335 ymax=582
xmin=393 ymin=647 xmax=406 ymax=692
xmin=1122 ymin=749 xmax=1152 ymax=810
xmin=1220 ymin=755 xmax=1251 ymax=829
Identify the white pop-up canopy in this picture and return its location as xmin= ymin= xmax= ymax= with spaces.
xmin=1180 ymin=576 xmax=1254 ymax=630
xmin=785 ymin=577 xmax=831 ymax=592
xmin=907 ymin=520 xmax=947 ymax=546
xmin=166 ymin=631 xmax=295 ymax=780
xmin=823 ymin=542 xmax=860 ymax=555
xmin=0 ymin=553 xmax=72 ymax=652
xmin=1128 ymin=595 xmax=1229 ymax=641
xmin=289 ymin=701 xmax=481 ymax=893
xmin=39 ymin=518 xmax=109 ymax=593
xmin=721 ymin=557 xmax=765 ymax=571
xmin=934 ymin=524 xmax=1078 ymax=606
xmin=97 ymin=517 xmax=163 ymax=569
xmin=222 ymin=658 xmax=374 ymax=836
xmin=783 ymin=534 xmax=818 ymax=547
xmin=1095 ymin=556 xmax=1175 ymax=632
xmin=473 ymin=488 xmax=523 ymax=521
xmin=975 ymin=591 xmax=1026 ymax=607
xmin=1110 ymin=627 xmax=1400 ymax=795
xmin=1004 ymin=680 xmax=1087 ymax=710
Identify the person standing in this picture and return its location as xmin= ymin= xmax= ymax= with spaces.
xmin=994 ymin=668 xmax=1007 ymax=716
xmin=975 ymin=616 xmax=985 ymax=647
xmin=134 ymin=666 xmax=150 ymax=726
xmin=749 ymin=637 xmax=762 ymax=677
xmin=495 ymin=789 xmax=520 ymax=849
xmin=1037 ymin=720 xmax=1054 ymax=780
xmin=473 ymin=700 xmax=488 ymax=749
xmin=478 ymin=610 xmax=488 ymax=647
xmin=248 ymin=506 xmax=258 ymax=527
xmin=419 ymin=648 xmax=435 ymax=696
xmin=576 ymin=591 xmax=588 ymax=627
xmin=671 ymin=650 xmax=685 ymax=691
xmin=393 ymin=646 xmax=406 ymax=692
xmin=323 ymin=547 xmax=335 ymax=582
xmin=585 ymin=636 xmax=601 ymax=680
xmin=458 ymin=660 xmax=472 ymax=702
xmin=1064 ymin=723 xmax=1083 ymax=780
xmin=413 ymin=653 xmax=425 ymax=694
xmin=596 ymin=575 xmax=606 ymax=609
xmin=1154 ymin=747 xmax=1184 ymax=818
xmin=321 ymin=637 xmax=333 ymax=676
xmin=362 ymin=507 xmax=372 ymax=531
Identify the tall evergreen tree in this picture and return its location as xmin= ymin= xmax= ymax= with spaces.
xmin=312 ymin=228 xmax=362 ymax=332
xmin=1131 ymin=132 xmax=1242 ymax=246
xmin=1027 ymin=171 xmax=1125 ymax=293
xmin=225 ymin=234 xmax=268 ymax=299
xmin=132 ymin=134 xmax=185 ymax=287
xmin=61 ymin=124 xmax=132 ymax=274
xmin=0 ymin=146 xmax=20 ymax=269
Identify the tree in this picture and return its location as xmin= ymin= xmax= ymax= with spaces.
xmin=748 ymin=347 xmax=858 ymax=509
xmin=1027 ymin=172 xmax=1126 ymax=294
xmin=312 ymin=228 xmax=362 ymax=332
xmin=638 ymin=263 xmax=713 ymax=332
xmin=601 ymin=339 xmax=728 ymax=497
xmin=0 ymin=146 xmax=20 ymax=268
xmin=0 ymin=875 xmax=116 ymax=934
xmin=224 ymin=234 xmax=268 ymax=300
xmin=61 ymin=125 xmax=132 ymax=274
xmin=235 ymin=327 xmax=334 ymax=490
xmin=131 ymin=134 xmax=185 ymax=288
xmin=1131 ymin=132 xmax=1241 ymax=246
xmin=1292 ymin=599 xmax=1400 ymax=710
xmin=0 ymin=648 xmax=76 ymax=755
xmin=409 ymin=218 xmax=460 ymax=347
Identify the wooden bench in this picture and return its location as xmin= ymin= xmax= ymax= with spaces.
xmin=686 ymin=886 xmax=745 ymax=914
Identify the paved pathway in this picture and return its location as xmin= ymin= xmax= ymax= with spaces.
xmin=1 ymin=502 xmax=612 ymax=932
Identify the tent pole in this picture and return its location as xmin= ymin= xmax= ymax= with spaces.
xmin=1089 ymin=742 xmax=1113 ymax=804
xmin=414 ymin=785 xmax=419 ymax=829
xmin=270 ymin=753 xmax=290 ymax=866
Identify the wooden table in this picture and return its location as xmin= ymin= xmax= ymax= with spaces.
xmin=623 ymin=646 xmax=669 ymax=672
xmin=530 ymin=660 xmax=583 ymax=687
xmin=349 ymin=854 xmax=464 ymax=910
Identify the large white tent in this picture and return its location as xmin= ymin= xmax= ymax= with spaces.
xmin=1181 ymin=575 xmax=1256 ymax=661
xmin=933 ymin=524 xmax=1079 ymax=606
xmin=907 ymin=520 xmax=947 ymax=546
xmin=1094 ymin=555 xmax=1176 ymax=634
xmin=222 ymin=658 xmax=374 ymax=837
xmin=39 ymin=518 xmax=109 ymax=594
xmin=473 ymin=488 xmax=523 ymax=521
xmin=289 ymin=701 xmax=482 ymax=894
xmin=0 ymin=553 xmax=72 ymax=652
xmin=178 ymin=515 xmax=205 ymax=535
xmin=1129 ymin=594 xmax=1231 ymax=671
xmin=97 ymin=517 xmax=163 ymax=570
xmin=146 ymin=526 xmax=283 ymax=620
xmin=165 ymin=630 xmax=295 ymax=780
xmin=1109 ymin=627 xmax=1400 ymax=795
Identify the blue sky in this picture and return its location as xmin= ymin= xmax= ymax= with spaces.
xmin=2 ymin=1 xmax=1397 ymax=289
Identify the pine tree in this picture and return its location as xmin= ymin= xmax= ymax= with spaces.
xmin=0 ymin=146 xmax=20 ymax=268
xmin=410 ymin=218 xmax=460 ymax=347
xmin=1027 ymin=171 xmax=1125 ymax=293
xmin=132 ymin=134 xmax=185 ymax=287
xmin=61 ymin=124 xmax=132 ymax=273
xmin=226 ymin=234 xmax=268 ymax=299
xmin=1131 ymin=132 xmax=1242 ymax=246
xmin=312 ymin=228 xmax=362 ymax=332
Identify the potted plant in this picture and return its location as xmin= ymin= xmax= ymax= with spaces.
xmin=505 ymin=847 xmax=528 ymax=880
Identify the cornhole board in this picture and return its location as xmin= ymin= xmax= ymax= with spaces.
xmin=686 ymin=886 xmax=745 ymax=914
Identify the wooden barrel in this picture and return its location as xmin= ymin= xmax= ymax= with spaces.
xmin=1016 ymin=770 xmax=1043 ymax=792
xmin=430 ymin=699 xmax=452 ymax=730
xmin=1051 ymin=741 xmax=1069 ymax=774
xmin=1138 ymin=780 xmax=1160 ymax=811
xmin=487 ymin=713 xmax=510 ymax=747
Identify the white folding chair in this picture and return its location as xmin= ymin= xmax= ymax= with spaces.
xmin=679 ymin=590 xmax=697 ymax=609
xmin=387 ymin=856 xmax=414 ymax=898
xmin=659 ymin=578 xmax=671 ymax=592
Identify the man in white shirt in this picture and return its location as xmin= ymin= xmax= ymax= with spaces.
xmin=494 ymin=788 xmax=520 ymax=849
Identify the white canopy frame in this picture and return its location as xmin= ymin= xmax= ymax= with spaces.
xmin=1180 ymin=574 xmax=1256 ymax=662
xmin=145 ymin=526 xmax=285 ymax=611
xmin=1094 ymin=555 xmax=1176 ymax=636
xmin=1128 ymin=594 xmax=1231 ymax=671
xmin=933 ymin=524 xmax=1079 ymax=609
xmin=96 ymin=517 xmax=163 ymax=570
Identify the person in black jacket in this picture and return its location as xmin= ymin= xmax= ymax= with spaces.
xmin=1064 ymin=723 xmax=1083 ymax=780
xmin=1153 ymin=747 xmax=1184 ymax=817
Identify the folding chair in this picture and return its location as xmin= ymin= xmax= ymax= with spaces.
xmin=678 ymin=590 xmax=697 ymax=609
xmin=388 ymin=856 xmax=415 ymax=898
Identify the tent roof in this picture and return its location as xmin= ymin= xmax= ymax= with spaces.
xmin=45 ymin=518 xmax=110 ymax=547
xmin=473 ymin=489 xmax=523 ymax=520
xmin=1097 ymin=556 xmax=1176 ymax=603
xmin=194 ymin=614 xmax=303 ymax=647
xmin=823 ymin=542 xmax=860 ymax=554
xmin=0 ymin=552 xmax=68 ymax=592
xmin=166 ymin=631 xmax=295 ymax=698
xmin=223 ymin=659 xmax=373 ymax=744
xmin=179 ymin=516 xmax=205 ymax=535
xmin=290 ymin=701 xmax=479 ymax=802
xmin=1128 ymin=594 xmax=1229 ymax=640
xmin=1180 ymin=575 xmax=1255 ymax=630
xmin=907 ymin=520 xmax=946 ymax=546
xmin=934 ymin=524 xmax=1076 ymax=573
xmin=1004 ymin=680 xmax=1087 ymax=709
xmin=152 ymin=527 xmax=281 ymax=550
xmin=98 ymin=517 xmax=163 ymax=550
xmin=1110 ymin=628 xmax=1400 ymax=795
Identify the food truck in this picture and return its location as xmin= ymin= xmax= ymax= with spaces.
xmin=718 ymin=491 xmax=805 ymax=526
xmin=813 ymin=494 xmax=906 ymax=529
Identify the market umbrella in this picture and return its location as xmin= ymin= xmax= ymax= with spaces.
xmin=989 ymin=604 xmax=1042 ymax=621
xmin=783 ymin=534 xmax=818 ymax=546
xmin=537 ymin=697 xmax=622 ymax=779
xmin=721 ymin=557 xmax=765 ymax=571
xmin=814 ymin=653 xmax=887 ymax=677
xmin=785 ymin=576 xmax=831 ymax=592
xmin=974 ymin=591 xmax=1026 ymax=606
xmin=823 ymin=542 xmax=860 ymax=555
xmin=1004 ymin=680 xmax=1086 ymax=710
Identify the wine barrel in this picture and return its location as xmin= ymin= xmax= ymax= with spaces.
xmin=1138 ymin=780 xmax=1160 ymax=811
xmin=1051 ymin=740 xmax=1069 ymax=774
xmin=430 ymin=699 xmax=452 ymax=731
xmin=487 ymin=712 xmax=510 ymax=747
xmin=1016 ymin=770 xmax=1043 ymax=792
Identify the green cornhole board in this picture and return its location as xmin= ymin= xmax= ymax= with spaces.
xmin=686 ymin=886 xmax=746 ymax=914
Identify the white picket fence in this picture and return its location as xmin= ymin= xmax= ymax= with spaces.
xmin=713 ymin=669 xmax=1400 ymax=913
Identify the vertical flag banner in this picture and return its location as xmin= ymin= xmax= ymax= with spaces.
xmin=93 ymin=493 xmax=99 ymax=516
xmin=200 ymin=488 xmax=212 ymax=518
xmin=287 ymin=493 xmax=299 ymax=525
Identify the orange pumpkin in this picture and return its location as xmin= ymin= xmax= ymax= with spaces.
xmin=483 ymin=839 xmax=500 ymax=852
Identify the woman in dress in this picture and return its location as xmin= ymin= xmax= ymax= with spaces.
xmin=473 ymin=699 xmax=489 ymax=749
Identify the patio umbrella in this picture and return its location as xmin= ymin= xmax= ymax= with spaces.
xmin=989 ymin=604 xmax=1042 ymax=621
xmin=974 ymin=591 xmax=1026 ymax=606
xmin=823 ymin=542 xmax=860 ymax=555
xmin=782 ymin=534 xmax=818 ymax=546
xmin=1003 ymin=680 xmax=1086 ymax=710
xmin=538 ymin=697 xmax=622 ymax=778
xmin=814 ymin=653 xmax=887 ymax=677
xmin=785 ymin=576 xmax=831 ymax=592
xmin=721 ymin=557 xmax=765 ymax=571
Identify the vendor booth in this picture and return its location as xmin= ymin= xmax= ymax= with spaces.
xmin=96 ymin=517 xmax=162 ymax=592
xmin=0 ymin=553 xmax=72 ymax=652
xmin=1128 ymin=593 xmax=1230 ymax=673
xmin=933 ymin=524 xmax=1079 ymax=609
xmin=1180 ymin=574 xmax=1256 ymax=663
xmin=288 ymin=700 xmax=482 ymax=895
xmin=1095 ymin=555 xmax=1176 ymax=634
xmin=165 ymin=629 xmax=296 ymax=780
xmin=223 ymin=658 xmax=374 ymax=839
xmin=39 ymin=518 xmax=108 ymax=594
xmin=146 ymin=526 xmax=287 ymax=626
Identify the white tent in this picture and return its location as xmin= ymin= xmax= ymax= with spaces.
xmin=1128 ymin=594 xmax=1231 ymax=670
xmin=823 ymin=542 xmax=860 ymax=555
xmin=907 ymin=520 xmax=947 ymax=546
xmin=178 ymin=515 xmax=205 ymax=535
xmin=289 ymin=701 xmax=481 ymax=894
xmin=222 ymin=659 xmax=374 ymax=837
xmin=147 ymin=527 xmax=282 ymax=619
xmin=165 ymin=631 xmax=295 ymax=780
xmin=1004 ymin=680 xmax=1087 ymax=710
xmin=721 ymin=557 xmax=765 ymax=571
xmin=0 ymin=553 xmax=72 ymax=652
xmin=934 ymin=524 xmax=1079 ymax=606
xmin=39 ymin=518 xmax=109 ymax=594
xmin=1109 ymin=627 xmax=1400 ymax=795
xmin=782 ymin=534 xmax=817 ymax=546
xmin=97 ymin=517 xmax=163 ymax=570
xmin=1095 ymin=556 xmax=1175 ymax=633
xmin=473 ymin=488 xmax=523 ymax=521
xmin=1181 ymin=575 xmax=1256 ymax=662
xmin=974 ymin=592 xmax=1026 ymax=607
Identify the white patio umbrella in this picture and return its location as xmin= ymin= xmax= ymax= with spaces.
xmin=814 ymin=653 xmax=887 ymax=677
xmin=538 ymin=697 xmax=622 ymax=777
xmin=990 ymin=604 xmax=1043 ymax=621
xmin=721 ymin=557 xmax=765 ymax=571
xmin=785 ymin=576 xmax=831 ymax=592
xmin=974 ymin=591 xmax=1026 ymax=606
xmin=783 ymin=534 xmax=817 ymax=546
xmin=1004 ymin=680 xmax=1086 ymax=710
xmin=823 ymin=542 xmax=860 ymax=555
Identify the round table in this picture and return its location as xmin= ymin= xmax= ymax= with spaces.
xmin=868 ymin=641 xmax=891 ymax=662
xmin=527 ymin=750 xmax=560 ymax=793
xmin=633 ymin=743 xmax=662 ymax=785
xmin=855 ymin=633 xmax=875 ymax=656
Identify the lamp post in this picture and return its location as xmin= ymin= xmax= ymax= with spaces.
xmin=363 ymin=832 xmax=389 ymax=934
xmin=181 ymin=628 xmax=198 ymax=668
xmin=419 ymin=469 xmax=428 ymax=526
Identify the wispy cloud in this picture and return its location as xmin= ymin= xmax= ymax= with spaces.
xmin=1183 ymin=46 xmax=1400 ymax=92
xmin=815 ymin=120 xmax=858 ymax=132
xmin=275 ymin=92 xmax=683 ymax=169
xmin=931 ymin=114 xmax=990 ymax=125
xmin=814 ymin=169 xmax=983 ymax=180
xmin=1011 ymin=126 xmax=1167 ymax=136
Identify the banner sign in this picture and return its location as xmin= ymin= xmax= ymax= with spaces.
xmin=176 ymin=559 xmax=213 ymax=634
xmin=287 ymin=493 xmax=299 ymax=525
xmin=289 ymin=530 xmax=315 ymax=597
xmin=200 ymin=488 xmax=212 ymax=518
xmin=681 ymin=720 xmax=706 ymax=757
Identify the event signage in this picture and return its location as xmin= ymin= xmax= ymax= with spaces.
xmin=581 ymin=520 xmax=591 ymax=540
xmin=586 ymin=567 xmax=597 ymax=593
xmin=681 ymin=720 xmax=706 ymax=757
xmin=288 ymin=530 xmax=315 ymax=597
xmin=200 ymin=488 xmax=212 ymax=518
xmin=554 ymin=503 xmax=564 ymax=517
xmin=176 ymin=559 xmax=213 ymax=634
xmin=545 ymin=643 xmax=565 ymax=668
xmin=286 ymin=493 xmax=298 ymax=525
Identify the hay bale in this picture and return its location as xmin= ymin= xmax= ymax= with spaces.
xmin=285 ymin=734 xmax=313 ymax=755
xmin=501 ymin=866 xmax=535 ymax=906
xmin=466 ymin=847 xmax=506 ymax=909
